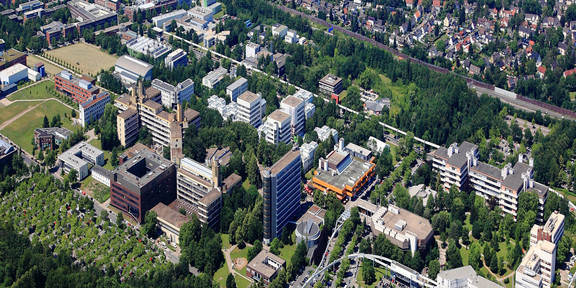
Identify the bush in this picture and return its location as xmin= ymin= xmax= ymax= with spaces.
xmin=504 ymin=278 xmax=510 ymax=284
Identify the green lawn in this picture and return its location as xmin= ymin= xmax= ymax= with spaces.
xmin=0 ymin=101 xmax=43 ymax=124
xmin=1 ymin=100 xmax=79 ymax=154
xmin=356 ymin=264 xmax=389 ymax=288
xmin=235 ymin=275 xmax=251 ymax=288
xmin=213 ymin=262 xmax=230 ymax=288
xmin=230 ymin=246 xmax=249 ymax=261
xmin=460 ymin=245 xmax=470 ymax=266
xmin=88 ymin=138 xmax=116 ymax=170
xmin=277 ymin=232 xmax=298 ymax=263
xmin=571 ymin=92 xmax=576 ymax=102
xmin=221 ymin=234 xmax=232 ymax=250
xmin=464 ymin=214 xmax=473 ymax=233
xmin=8 ymin=80 xmax=54 ymax=101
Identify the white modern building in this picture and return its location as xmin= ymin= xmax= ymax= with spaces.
xmin=202 ymin=67 xmax=228 ymax=89
xmin=437 ymin=265 xmax=503 ymax=288
xmin=152 ymin=78 xmax=194 ymax=109
xmin=152 ymin=9 xmax=187 ymax=29
xmin=293 ymin=89 xmax=314 ymax=103
xmin=285 ymin=29 xmax=298 ymax=44
xmin=207 ymin=95 xmax=237 ymax=120
xmin=79 ymin=91 xmax=111 ymax=127
xmin=300 ymin=141 xmax=318 ymax=172
xmin=0 ymin=63 xmax=29 ymax=85
xmin=164 ymin=48 xmax=188 ymax=70
xmin=245 ymin=42 xmax=260 ymax=58
xmin=58 ymin=141 xmax=104 ymax=181
xmin=367 ymin=136 xmax=389 ymax=155
xmin=188 ymin=6 xmax=213 ymax=22
xmin=114 ymin=55 xmax=153 ymax=84
xmin=91 ymin=165 xmax=112 ymax=187
xmin=304 ymin=103 xmax=315 ymax=119
xmin=226 ymin=77 xmax=248 ymax=102
xmin=236 ymin=91 xmax=266 ymax=128
xmin=280 ymin=96 xmax=305 ymax=137
xmin=126 ymin=36 xmax=172 ymax=60
xmin=264 ymin=110 xmax=291 ymax=145
xmin=271 ymin=24 xmax=288 ymax=38
xmin=314 ymin=125 xmax=338 ymax=142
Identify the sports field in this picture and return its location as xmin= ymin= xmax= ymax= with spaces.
xmin=45 ymin=43 xmax=118 ymax=75
xmin=26 ymin=54 xmax=61 ymax=76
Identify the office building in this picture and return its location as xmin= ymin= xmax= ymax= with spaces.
xmin=115 ymin=55 xmax=154 ymax=84
xmin=164 ymin=48 xmax=188 ymax=70
xmin=300 ymin=141 xmax=318 ymax=172
xmin=237 ymin=91 xmax=266 ymax=128
xmin=91 ymin=165 xmax=112 ymax=187
xmin=176 ymin=157 xmax=222 ymax=228
xmin=293 ymin=89 xmax=314 ymax=103
xmin=117 ymin=108 xmax=139 ymax=147
xmin=68 ymin=0 xmax=117 ymax=32
xmin=202 ymin=67 xmax=228 ymax=89
xmin=263 ymin=110 xmax=291 ymax=145
xmin=58 ymin=141 xmax=104 ymax=180
xmin=188 ymin=6 xmax=213 ymax=22
xmin=0 ymin=48 xmax=26 ymax=72
xmin=312 ymin=139 xmax=375 ymax=200
xmin=55 ymin=71 xmax=100 ymax=103
xmin=33 ymin=62 xmax=45 ymax=77
xmin=369 ymin=204 xmax=433 ymax=254
xmin=152 ymin=9 xmax=187 ymax=28
xmin=0 ymin=63 xmax=28 ymax=85
xmin=110 ymin=149 xmax=177 ymax=223
xmin=17 ymin=0 xmax=42 ymax=13
xmin=262 ymin=149 xmax=301 ymax=243
xmin=207 ymin=95 xmax=237 ymax=120
xmin=40 ymin=21 xmax=76 ymax=44
xmin=151 ymin=202 xmax=190 ymax=244
xmin=314 ymin=125 xmax=338 ymax=142
xmin=34 ymin=127 xmax=72 ymax=151
xmin=94 ymin=0 xmax=120 ymax=11
xmin=431 ymin=142 xmax=550 ymax=221
xmin=126 ymin=36 xmax=172 ymax=60
xmin=318 ymin=74 xmax=343 ymax=95
xmin=202 ymin=0 xmax=215 ymax=7
xmin=285 ymin=29 xmax=298 ymax=44
xmin=226 ymin=77 xmax=248 ymax=102
xmin=245 ymin=42 xmax=261 ymax=58
xmin=437 ymin=266 xmax=503 ymax=288
xmin=207 ymin=2 xmax=221 ymax=14
xmin=79 ymin=91 xmax=111 ymax=126
xmin=345 ymin=142 xmax=373 ymax=161
xmin=280 ymin=96 xmax=305 ymax=137
xmin=271 ymin=24 xmax=288 ymax=38
xmin=152 ymin=78 xmax=194 ymax=109
xmin=246 ymin=250 xmax=286 ymax=286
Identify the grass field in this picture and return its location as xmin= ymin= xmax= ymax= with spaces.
xmin=213 ymin=263 xmax=230 ymax=287
xmin=277 ymin=232 xmax=297 ymax=263
xmin=356 ymin=264 xmax=389 ymax=288
xmin=88 ymin=138 xmax=117 ymax=170
xmin=0 ymin=101 xmax=43 ymax=124
xmin=0 ymin=100 xmax=78 ymax=154
xmin=45 ymin=43 xmax=118 ymax=75
xmin=26 ymin=54 xmax=62 ymax=76
xmin=7 ymin=80 xmax=54 ymax=101
xmin=221 ymin=234 xmax=232 ymax=250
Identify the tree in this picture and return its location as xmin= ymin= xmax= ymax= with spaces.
xmin=226 ymin=273 xmax=237 ymax=288
xmin=489 ymin=254 xmax=499 ymax=273
xmin=247 ymin=240 xmax=262 ymax=261
xmin=362 ymin=259 xmax=376 ymax=285
xmin=43 ymin=115 xmax=49 ymax=128
xmin=116 ymin=213 xmax=124 ymax=229
xmin=446 ymin=241 xmax=462 ymax=269
xmin=291 ymin=241 xmax=308 ymax=273
xmin=71 ymin=109 xmax=76 ymax=118
xmin=469 ymin=242 xmax=482 ymax=270
xmin=143 ymin=211 xmax=158 ymax=238
xmin=111 ymin=147 xmax=119 ymax=167
xmin=566 ymin=3 xmax=576 ymax=22
xmin=428 ymin=260 xmax=440 ymax=279
xmin=247 ymin=153 xmax=261 ymax=187
xmin=269 ymin=238 xmax=282 ymax=255
xmin=67 ymin=169 xmax=78 ymax=184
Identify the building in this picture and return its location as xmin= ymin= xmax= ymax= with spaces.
xmin=94 ymin=0 xmax=120 ymax=11
xmin=318 ymin=74 xmax=343 ymax=95
xmin=408 ymin=184 xmax=437 ymax=207
xmin=367 ymin=136 xmax=389 ymax=155
xmin=55 ymin=71 xmax=100 ymax=103
xmin=262 ymin=149 xmax=302 ymax=243
xmin=91 ymin=165 xmax=112 ymax=187
xmin=314 ymin=125 xmax=338 ymax=142
xmin=152 ymin=78 xmax=194 ymax=109
xmin=34 ymin=127 xmax=72 ymax=151
xmin=300 ymin=141 xmax=318 ymax=172
xmin=368 ymin=204 xmax=433 ymax=254
xmin=67 ymin=0 xmax=117 ymax=33
xmin=530 ymin=211 xmax=565 ymax=247
xmin=16 ymin=0 xmax=42 ymax=13
xmin=0 ymin=138 xmax=16 ymax=169
xmin=117 ymin=108 xmax=139 ymax=147
xmin=246 ymin=250 xmax=286 ymax=286
xmin=33 ymin=62 xmax=45 ymax=77
xmin=202 ymin=0 xmax=215 ymax=7
xmin=295 ymin=205 xmax=324 ymax=249
xmin=151 ymin=202 xmax=190 ymax=244
xmin=264 ymin=110 xmax=292 ymax=145
xmin=176 ymin=157 xmax=223 ymax=228
xmin=280 ymin=96 xmax=305 ymax=137
xmin=115 ymin=55 xmax=154 ymax=84
xmin=207 ymin=95 xmax=237 ymax=120
xmin=312 ymin=139 xmax=375 ymax=200
xmin=79 ymin=91 xmax=110 ymax=126
xmin=139 ymin=98 xmax=197 ymax=147
xmin=245 ymin=42 xmax=261 ymax=58
xmin=205 ymin=146 xmax=232 ymax=167
xmin=271 ymin=24 xmax=288 ymax=38
xmin=152 ymin=9 xmax=187 ymax=28
xmin=516 ymin=237 xmax=559 ymax=288
xmin=126 ymin=36 xmax=172 ymax=60
xmin=226 ymin=77 xmax=248 ymax=102
xmin=188 ymin=6 xmax=213 ymax=22
xmin=0 ymin=48 xmax=26 ymax=72
xmin=164 ymin=48 xmax=188 ymax=70
xmin=437 ymin=266 xmax=503 ymax=288
xmin=110 ymin=149 xmax=176 ymax=223
xmin=431 ymin=142 xmax=550 ymax=221
xmin=58 ymin=142 xmax=104 ymax=181
xmin=344 ymin=142 xmax=373 ymax=161
xmin=285 ymin=29 xmax=298 ymax=44
xmin=237 ymin=91 xmax=266 ymax=128
xmin=202 ymin=67 xmax=228 ymax=89
xmin=0 ymin=63 xmax=28 ymax=85
xmin=40 ymin=21 xmax=76 ymax=44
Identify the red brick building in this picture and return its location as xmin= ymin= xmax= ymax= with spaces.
xmin=55 ymin=70 xmax=100 ymax=103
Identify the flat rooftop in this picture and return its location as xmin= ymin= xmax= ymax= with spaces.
xmin=315 ymin=157 xmax=374 ymax=191
xmin=376 ymin=205 xmax=433 ymax=241
xmin=281 ymin=95 xmax=303 ymax=108
xmin=113 ymin=149 xmax=174 ymax=191
xmin=238 ymin=91 xmax=260 ymax=103
xmin=151 ymin=202 xmax=190 ymax=229
xmin=319 ymin=74 xmax=342 ymax=85
xmin=267 ymin=109 xmax=290 ymax=123
xmin=247 ymin=250 xmax=286 ymax=279
xmin=269 ymin=149 xmax=301 ymax=175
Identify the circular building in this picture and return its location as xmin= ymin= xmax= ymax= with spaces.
xmin=295 ymin=219 xmax=321 ymax=249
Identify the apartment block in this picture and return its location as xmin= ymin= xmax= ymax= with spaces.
xmin=264 ymin=110 xmax=291 ymax=145
xmin=58 ymin=141 xmax=104 ymax=180
xmin=79 ymin=91 xmax=110 ymax=127
xmin=202 ymin=67 xmax=227 ymax=89
xmin=176 ymin=157 xmax=222 ymax=228
xmin=237 ymin=91 xmax=266 ymax=128
xmin=280 ymin=96 xmax=305 ymax=137
xmin=430 ymin=141 xmax=478 ymax=191
xmin=152 ymin=78 xmax=194 ymax=109
xmin=318 ymin=74 xmax=343 ymax=95
xmin=55 ymin=70 xmax=99 ymax=103
xmin=531 ymin=211 xmax=565 ymax=247
xmin=164 ymin=48 xmax=188 ymax=70
xmin=110 ymin=149 xmax=176 ymax=223
xmin=226 ymin=77 xmax=248 ymax=102
xmin=262 ymin=149 xmax=302 ymax=243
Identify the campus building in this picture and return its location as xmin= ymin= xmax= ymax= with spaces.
xmin=279 ymin=96 xmax=305 ymax=137
xmin=114 ymin=55 xmax=154 ymax=84
xmin=314 ymin=125 xmax=338 ymax=142
xmin=67 ymin=0 xmax=117 ymax=33
xmin=263 ymin=110 xmax=292 ymax=145
xmin=40 ymin=21 xmax=77 ymax=44
xmin=117 ymin=108 xmax=139 ymax=147
xmin=58 ymin=142 xmax=104 ymax=181
xmin=151 ymin=202 xmax=190 ymax=244
xmin=300 ymin=141 xmax=318 ymax=172
xmin=531 ymin=211 xmax=565 ymax=247
xmin=201 ymin=67 xmax=227 ymax=89
xmin=152 ymin=9 xmax=187 ymax=28
xmin=34 ymin=127 xmax=72 ymax=151
xmin=437 ymin=266 xmax=503 ymax=288
xmin=151 ymin=78 xmax=194 ymax=109
xmin=262 ymin=149 xmax=302 ymax=243
xmin=226 ymin=77 xmax=248 ymax=102
xmin=175 ymin=157 xmax=223 ymax=228
xmin=246 ymin=250 xmax=286 ymax=286
xmin=0 ymin=63 xmax=29 ymax=85
xmin=236 ymin=91 xmax=266 ymax=128
xmin=126 ymin=36 xmax=172 ymax=60
xmin=55 ymin=71 xmax=100 ymax=103
xmin=431 ymin=142 xmax=550 ymax=221
xmin=0 ymin=49 xmax=26 ymax=72
xmin=164 ymin=48 xmax=188 ymax=70
xmin=0 ymin=138 xmax=15 ymax=169
xmin=312 ymin=139 xmax=375 ymax=200
xmin=79 ymin=91 xmax=111 ymax=127
xmin=318 ymin=74 xmax=343 ymax=95
xmin=110 ymin=149 xmax=176 ymax=223
xmin=94 ymin=0 xmax=120 ymax=11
